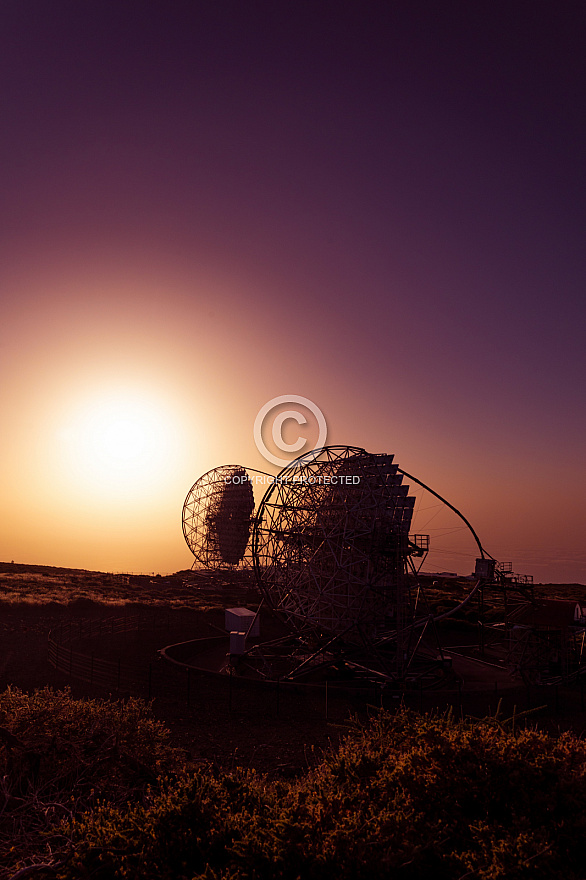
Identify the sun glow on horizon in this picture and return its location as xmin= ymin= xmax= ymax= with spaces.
xmin=58 ymin=391 xmax=181 ymax=498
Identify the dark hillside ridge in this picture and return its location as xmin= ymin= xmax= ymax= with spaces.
xmin=1 ymin=561 xmax=584 ymax=589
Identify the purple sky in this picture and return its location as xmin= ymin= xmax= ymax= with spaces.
xmin=1 ymin=2 xmax=585 ymax=580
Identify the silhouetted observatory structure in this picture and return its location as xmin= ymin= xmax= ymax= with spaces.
xmin=253 ymin=447 xmax=424 ymax=669
xmin=182 ymin=466 xmax=255 ymax=569
xmin=180 ymin=446 xmax=495 ymax=682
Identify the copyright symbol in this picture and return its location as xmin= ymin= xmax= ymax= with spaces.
xmin=253 ymin=395 xmax=328 ymax=468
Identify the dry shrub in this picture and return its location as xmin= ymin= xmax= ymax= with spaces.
xmin=0 ymin=687 xmax=183 ymax=878
xmin=55 ymin=708 xmax=586 ymax=880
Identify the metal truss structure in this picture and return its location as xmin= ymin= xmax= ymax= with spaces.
xmin=252 ymin=447 xmax=415 ymax=645
xmin=182 ymin=465 xmax=255 ymax=569
xmin=181 ymin=447 xmax=494 ymax=684
xmin=251 ymin=446 xmax=485 ymax=679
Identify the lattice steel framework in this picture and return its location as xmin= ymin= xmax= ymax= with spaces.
xmin=252 ymin=447 xmax=421 ymax=666
xmin=182 ymin=465 xmax=255 ymax=569
xmin=180 ymin=447 xmax=495 ymax=684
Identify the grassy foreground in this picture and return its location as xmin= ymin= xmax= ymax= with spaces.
xmin=1 ymin=689 xmax=585 ymax=879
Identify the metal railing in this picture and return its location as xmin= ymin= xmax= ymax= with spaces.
xmin=47 ymin=615 xmax=582 ymax=721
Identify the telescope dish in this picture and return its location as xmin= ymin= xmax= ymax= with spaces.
xmin=182 ymin=465 xmax=255 ymax=569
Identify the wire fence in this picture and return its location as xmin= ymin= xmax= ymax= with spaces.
xmin=48 ymin=615 xmax=171 ymax=697
xmin=47 ymin=616 xmax=586 ymax=723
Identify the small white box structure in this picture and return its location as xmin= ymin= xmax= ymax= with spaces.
xmin=225 ymin=607 xmax=260 ymax=638
xmin=229 ymin=632 xmax=247 ymax=655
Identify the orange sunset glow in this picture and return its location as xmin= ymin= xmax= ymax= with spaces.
xmin=0 ymin=4 xmax=584 ymax=584
xmin=4 ymin=9 xmax=586 ymax=879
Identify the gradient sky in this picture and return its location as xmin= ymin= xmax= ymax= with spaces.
xmin=1 ymin=2 xmax=585 ymax=581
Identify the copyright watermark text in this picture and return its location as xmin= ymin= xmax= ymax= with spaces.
xmin=253 ymin=395 xmax=327 ymax=468
xmin=226 ymin=474 xmax=361 ymax=485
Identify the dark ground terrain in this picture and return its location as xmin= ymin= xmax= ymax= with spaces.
xmin=2 ymin=561 xmax=586 ymax=775
xmin=0 ymin=563 xmax=343 ymax=776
